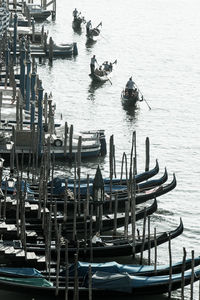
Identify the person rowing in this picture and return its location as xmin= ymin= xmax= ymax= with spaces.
xmin=73 ymin=8 xmax=78 ymax=20
xmin=86 ymin=20 xmax=92 ymax=35
xmin=90 ymin=55 xmax=98 ymax=74
xmin=126 ymin=77 xmax=135 ymax=97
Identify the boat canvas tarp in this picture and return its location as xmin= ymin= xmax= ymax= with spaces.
xmin=66 ymin=257 xmax=200 ymax=277
xmin=0 ymin=276 xmax=53 ymax=287
xmin=90 ymin=268 xmax=200 ymax=293
xmin=0 ymin=267 xmax=43 ymax=278
xmin=50 ymin=177 xmax=127 ymax=196
xmin=90 ymin=271 xmax=133 ymax=293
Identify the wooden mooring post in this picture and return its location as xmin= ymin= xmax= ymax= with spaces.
xmin=181 ymin=247 xmax=186 ymax=299
xmin=168 ymin=233 xmax=172 ymax=298
xmin=145 ymin=137 xmax=150 ymax=171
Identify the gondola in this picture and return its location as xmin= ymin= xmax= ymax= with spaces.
xmin=2 ymin=200 xmax=158 ymax=239
xmin=121 ymin=88 xmax=141 ymax=106
xmin=46 ymin=167 xmax=168 ymax=197
xmin=26 ymin=4 xmax=51 ymax=21
xmin=1 ymin=160 xmax=160 ymax=195
xmin=86 ymin=22 xmax=102 ymax=43
xmin=89 ymin=59 xmax=116 ymax=84
xmin=0 ymin=255 xmax=199 ymax=298
xmin=44 ymin=159 xmax=160 ymax=192
xmin=45 ymin=42 xmax=78 ymax=57
xmin=1 ymin=167 xmax=166 ymax=199
xmin=72 ymin=14 xmax=85 ymax=30
xmin=89 ymin=69 xmax=111 ymax=84
xmin=26 ymin=174 xmax=176 ymax=213
xmin=8 ymin=218 xmax=183 ymax=260
xmin=68 ymin=255 xmax=200 ymax=277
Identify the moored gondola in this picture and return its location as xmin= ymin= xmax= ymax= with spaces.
xmin=0 ymin=259 xmax=199 ymax=298
xmin=1 ymin=199 xmax=158 ymax=239
xmin=0 ymin=251 xmax=199 ymax=298
xmin=5 ymin=218 xmax=183 ymax=260
xmin=26 ymin=173 xmax=176 ymax=213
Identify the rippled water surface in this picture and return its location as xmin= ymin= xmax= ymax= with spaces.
xmin=9 ymin=0 xmax=200 ymax=298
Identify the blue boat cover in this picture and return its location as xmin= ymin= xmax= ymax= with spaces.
xmin=68 ymin=259 xmax=200 ymax=277
xmin=1 ymin=180 xmax=34 ymax=194
xmin=0 ymin=276 xmax=53 ymax=287
xmin=49 ymin=177 xmax=127 ymax=196
xmin=0 ymin=267 xmax=43 ymax=277
xmin=91 ymin=267 xmax=200 ymax=292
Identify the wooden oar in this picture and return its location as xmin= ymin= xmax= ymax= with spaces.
xmin=134 ymin=82 xmax=151 ymax=110
xmin=95 ymin=22 xmax=102 ymax=29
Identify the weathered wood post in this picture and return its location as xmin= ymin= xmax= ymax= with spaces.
xmin=145 ymin=137 xmax=150 ymax=171
xmin=77 ymin=136 xmax=82 ymax=214
xmin=88 ymin=265 xmax=92 ymax=300
xmin=84 ymin=175 xmax=90 ymax=242
xmin=72 ymin=160 xmax=77 ymax=240
xmin=0 ymin=92 xmax=2 ymax=127
xmin=43 ymin=0 xmax=47 ymax=9
xmin=73 ymin=253 xmax=79 ymax=300
xmin=43 ymin=32 xmax=47 ymax=53
xmin=37 ymin=81 xmax=44 ymax=157
xmin=181 ymin=247 xmax=186 ymax=299
xmin=64 ymin=122 xmax=68 ymax=158
xmin=89 ymin=204 xmax=94 ymax=262
xmin=109 ymin=135 xmax=114 ymax=212
xmin=30 ymin=68 xmax=36 ymax=129
xmin=5 ymin=44 xmax=10 ymax=75
xmin=140 ymin=207 xmax=147 ymax=264
xmin=20 ymin=37 xmax=26 ymax=99
xmin=13 ymin=13 xmax=17 ymax=65
xmin=168 ymin=233 xmax=172 ymax=298
xmin=65 ymin=239 xmax=69 ymax=300
xmin=113 ymin=193 xmax=118 ymax=236
xmin=55 ymin=224 xmax=61 ymax=296
xmin=25 ymin=53 xmax=31 ymax=111
xmin=133 ymin=131 xmax=137 ymax=174
xmin=147 ymin=215 xmax=151 ymax=265
xmin=93 ymin=165 xmax=104 ymax=232
xmin=31 ymin=17 xmax=35 ymax=43
xmin=69 ymin=124 xmax=73 ymax=161
xmin=49 ymin=36 xmax=53 ymax=64
xmin=191 ymin=250 xmax=195 ymax=300
xmin=154 ymin=227 xmax=157 ymax=273
xmin=52 ymin=0 xmax=56 ymax=21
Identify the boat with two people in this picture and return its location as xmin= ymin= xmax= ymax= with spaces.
xmin=89 ymin=57 xmax=117 ymax=84
xmin=72 ymin=8 xmax=85 ymax=30
xmin=121 ymin=77 xmax=143 ymax=106
xmin=86 ymin=21 xmax=102 ymax=43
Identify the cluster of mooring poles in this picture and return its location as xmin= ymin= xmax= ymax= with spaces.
xmin=0 ymin=1 xmax=200 ymax=299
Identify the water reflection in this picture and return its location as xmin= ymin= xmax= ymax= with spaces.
xmin=122 ymin=101 xmax=140 ymax=122
xmin=72 ymin=23 xmax=82 ymax=35
xmin=85 ymin=39 xmax=97 ymax=49
xmin=87 ymin=81 xmax=105 ymax=100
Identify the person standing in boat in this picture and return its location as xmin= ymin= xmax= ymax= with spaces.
xmin=73 ymin=8 xmax=78 ymax=20
xmin=86 ymin=20 xmax=92 ymax=35
xmin=126 ymin=77 xmax=135 ymax=97
xmin=90 ymin=55 xmax=97 ymax=74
